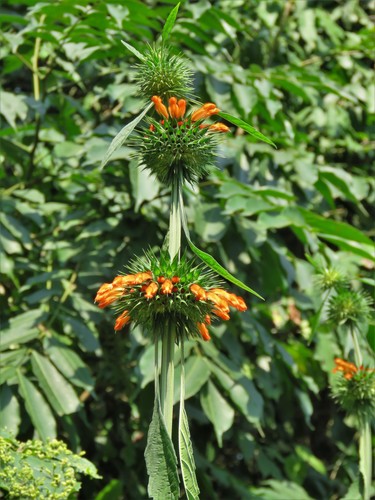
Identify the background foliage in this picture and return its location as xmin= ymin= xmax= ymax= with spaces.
xmin=1 ymin=0 xmax=374 ymax=498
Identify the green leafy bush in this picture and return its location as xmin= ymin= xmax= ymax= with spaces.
xmin=1 ymin=0 xmax=373 ymax=498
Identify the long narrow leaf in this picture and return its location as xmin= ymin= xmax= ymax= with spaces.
xmin=219 ymin=111 xmax=276 ymax=148
xmin=145 ymin=397 xmax=180 ymax=500
xmin=121 ymin=40 xmax=145 ymax=61
xmin=31 ymin=351 xmax=81 ymax=416
xmin=162 ymin=3 xmax=180 ymax=42
xmin=179 ymin=191 xmax=264 ymax=299
xmin=100 ymin=102 xmax=153 ymax=170
xmin=17 ymin=371 xmax=56 ymax=441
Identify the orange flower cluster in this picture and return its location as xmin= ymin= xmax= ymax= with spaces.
xmin=333 ymin=358 xmax=374 ymax=380
xmin=333 ymin=358 xmax=358 ymax=380
xmin=95 ymin=271 xmax=247 ymax=340
xmin=151 ymin=95 xmax=230 ymax=133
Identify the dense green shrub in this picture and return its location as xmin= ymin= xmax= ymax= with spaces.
xmin=1 ymin=1 xmax=373 ymax=498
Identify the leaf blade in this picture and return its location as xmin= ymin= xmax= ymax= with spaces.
xmin=17 ymin=371 xmax=56 ymax=441
xmin=145 ymin=397 xmax=180 ymax=500
xmin=219 ymin=111 xmax=277 ymax=148
xmin=31 ymin=351 xmax=81 ymax=416
xmin=100 ymin=102 xmax=153 ymax=170
xmin=188 ymin=238 xmax=264 ymax=299
xmin=121 ymin=40 xmax=145 ymax=61
xmin=162 ymin=3 xmax=180 ymax=42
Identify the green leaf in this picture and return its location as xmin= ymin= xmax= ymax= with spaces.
xmin=0 ymin=385 xmax=20 ymax=434
xmin=252 ymin=480 xmax=314 ymax=500
xmin=188 ymin=238 xmax=264 ymax=299
xmin=206 ymin=357 xmax=264 ymax=425
xmin=45 ymin=337 xmax=95 ymax=392
xmin=218 ymin=111 xmax=276 ymax=148
xmin=121 ymin=40 xmax=145 ymax=61
xmin=0 ymin=309 xmax=44 ymax=351
xmin=200 ymin=380 xmax=234 ymax=447
xmin=179 ymin=190 xmax=263 ymax=299
xmin=31 ymin=351 xmax=81 ymax=416
xmin=162 ymin=2 xmax=180 ymax=42
xmin=95 ymin=479 xmax=123 ymax=500
xmin=179 ymin=408 xmax=200 ymax=500
xmin=17 ymin=371 xmax=56 ymax=441
xmin=174 ymin=355 xmax=210 ymax=403
xmin=145 ymin=397 xmax=180 ymax=500
xmin=100 ymin=102 xmax=153 ymax=170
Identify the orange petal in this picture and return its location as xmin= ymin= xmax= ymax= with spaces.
xmin=177 ymin=99 xmax=186 ymax=118
xmin=171 ymin=276 xmax=180 ymax=284
xmin=161 ymin=279 xmax=173 ymax=294
xmin=151 ymin=96 xmax=169 ymax=119
xmin=197 ymin=322 xmax=211 ymax=341
xmin=212 ymin=308 xmax=230 ymax=321
xmin=209 ymin=123 xmax=230 ymax=133
xmin=206 ymin=291 xmax=230 ymax=312
xmin=191 ymin=103 xmax=219 ymax=121
xmin=114 ymin=310 xmax=131 ymax=331
xmin=133 ymin=271 xmax=153 ymax=285
xmin=190 ymin=284 xmax=207 ymax=301
xmin=168 ymin=97 xmax=180 ymax=119
xmin=144 ymin=281 xmax=158 ymax=299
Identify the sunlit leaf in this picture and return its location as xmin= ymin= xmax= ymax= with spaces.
xmin=162 ymin=2 xmax=180 ymax=42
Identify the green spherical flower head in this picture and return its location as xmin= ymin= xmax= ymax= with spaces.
xmin=94 ymin=249 xmax=248 ymax=342
xmin=134 ymin=96 xmax=230 ymax=186
xmin=314 ymin=267 xmax=348 ymax=291
xmin=332 ymin=358 xmax=375 ymax=420
xmin=134 ymin=45 xmax=193 ymax=99
xmin=328 ymin=289 xmax=372 ymax=328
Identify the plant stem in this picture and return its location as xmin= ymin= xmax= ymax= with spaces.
xmin=359 ymin=416 xmax=372 ymax=500
xmin=350 ymin=326 xmax=371 ymax=499
xmin=160 ymin=320 xmax=176 ymax=437
xmin=169 ymin=175 xmax=181 ymax=260
xmin=350 ymin=325 xmax=363 ymax=367
xmin=159 ymin=175 xmax=183 ymax=436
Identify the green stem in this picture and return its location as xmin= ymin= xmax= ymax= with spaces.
xmin=159 ymin=174 xmax=183 ymax=436
xmin=350 ymin=325 xmax=363 ymax=367
xmin=160 ymin=320 xmax=176 ymax=437
xmin=169 ymin=175 xmax=181 ymax=260
xmin=359 ymin=417 xmax=372 ymax=500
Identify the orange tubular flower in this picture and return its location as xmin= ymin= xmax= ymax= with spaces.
xmin=144 ymin=281 xmax=158 ymax=299
xmin=333 ymin=358 xmax=358 ymax=380
xmin=114 ymin=310 xmax=131 ymax=331
xmin=151 ymin=95 xmax=169 ymax=119
xmin=168 ymin=97 xmax=186 ymax=119
xmin=161 ymin=279 xmax=173 ymax=295
xmin=209 ymin=123 xmax=230 ymax=133
xmin=197 ymin=322 xmax=211 ymax=341
xmin=206 ymin=291 xmax=230 ymax=313
xmin=132 ymin=271 xmax=153 ymax=285
xmin=213 ymin=308 xmax=230 ymax=321
xmin=191 ymin=103 xmax=220 ymax=121
xmin=190 ymin=284 xmax=207 ymax=301
xmin=95 ymin=284 xmax=123 ymax=308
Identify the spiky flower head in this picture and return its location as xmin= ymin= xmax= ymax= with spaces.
xmin=314 ymin=266 xmax=348 ymax=292
xmin=331 ymin=358 xmax=375 ymax=420
xmin=94 ymin=250 xmax=246 ymax=342
xmin=134 ymin=44 xmax=193 ymax=99
xmin=327 ymin=289 xmax=372 ymax=328
xmin=134 ymin=96 xmax=230 ymax=185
